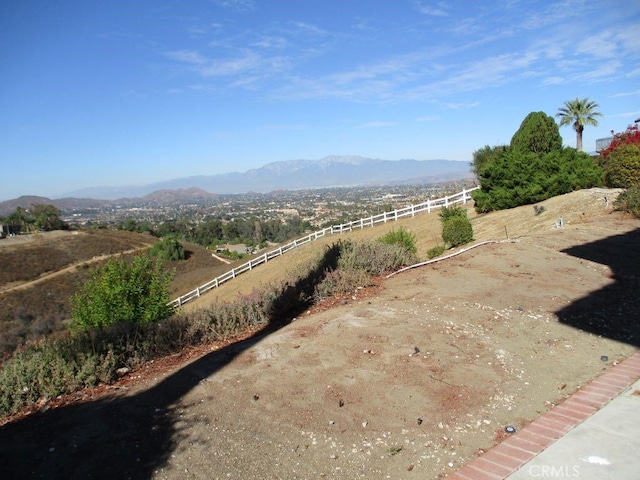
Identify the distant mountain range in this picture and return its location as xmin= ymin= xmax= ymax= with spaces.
xmin=0 ymin=156 xmax=473 ymax=215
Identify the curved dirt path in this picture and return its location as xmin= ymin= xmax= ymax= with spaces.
xmin=0 ymin=247 xmax=149 ymax=294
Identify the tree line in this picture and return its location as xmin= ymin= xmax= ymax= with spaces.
xmin=471 ymin=98 xmax=640 ymax=215
xmin=117 ymin=215 xmax=312 ymax=250
xmin=1 ymin=204 xmax=67 ymax=235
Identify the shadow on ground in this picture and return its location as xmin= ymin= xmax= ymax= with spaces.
xmin=556 ymin=228 xmax=640 ymax=347
xmin=0 ymin=244 xmax=341 ymax=479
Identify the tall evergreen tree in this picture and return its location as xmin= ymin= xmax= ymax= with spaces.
xmin=511 ymin=111 xmax=562 ymax=154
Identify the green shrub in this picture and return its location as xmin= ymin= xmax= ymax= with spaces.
xmin=377 ymin=227 xmax=417 ymax=254
xmin=603 ymin=144 xmax=640 ymax=188
xmin=0 ymin=336 xmax=118 ymax=416
xmin=614 ymin=186 xmax=640 ymax=218
xmin=71 ymin=255 xmax=174 ymax=332
xmin=439 ymin=205 xmax=468 ymax=221
xmin=442 ymin=216 xmax=473 ymax=248
xmin=337 ymin=241 xmax=417 ymax=275
xmin=148 ymin=236 xmax=186 ymax=261
xmin=313 ymin=268 xmax=374 ymax=302
xmin=427 ymin=245 xmax=446 ymax=259
xmin=510 ymin=111 xmax=562 ymax=155
xmin=312 ymin=240 xmax=417 ymax=301
xmin=473 ymin=147 xmax=602 ymax=213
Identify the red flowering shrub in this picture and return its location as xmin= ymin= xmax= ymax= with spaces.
xmin=600 ymin=124 xmax=640 ymax=159
xmin=599 ymin=124 xmax=640 ymax=188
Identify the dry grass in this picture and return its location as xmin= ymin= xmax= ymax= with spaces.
xmin=181 ymin=188 xmax=619 ymax=310
xmin=0 ymin=232 xmax=225 ymax=353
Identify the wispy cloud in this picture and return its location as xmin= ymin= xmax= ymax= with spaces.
xmin=167 ymin=48 xmax=291 ymax=91
xmin=406 ymin=51 xmax=539 ymax=100
xmin=542 ymin=76 xmax=565 ymax=86
xmin=166 ymin=50 xmax=208 ymax=64
xmin=418 ymin=1 xmax=449 ymax=16
xmin=442 ymin=102 xmax=479 ymax=110
xmin=187 ymin=23 xmax=223 ymax=37
xmin=416 ymin=116 xmax=439 ymax=122
xmin=252 ymin=36 xmax=288 ymax=49
xmin=627 ymin=68 xmax=640 ymax=78
xmin=165 ymin=1 xmax=638 ymax=105
xmin=610 ymin=89 xmax=640 ymax=98
xmin=575 ymin=31 xmax=618 ymax=59
xmin=607 ymin=110 xmax=640 ymax=119
xmin=288 ymin=21 xmax=329 ymax=36
xmin=213 ymin=0 xmax=255 ymax=12
xmin=571 ymin=60 xmax=622 ymax=82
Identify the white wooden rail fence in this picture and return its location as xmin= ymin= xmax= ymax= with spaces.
xmin=168 ymin=186 xmax=479 ymax=308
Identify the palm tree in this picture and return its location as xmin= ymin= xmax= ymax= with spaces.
xmin=556 ymin=97 xmax=603 ymax=152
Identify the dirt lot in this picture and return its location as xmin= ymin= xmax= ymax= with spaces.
xmin=1 ymin=190 xmax=639 ymax=479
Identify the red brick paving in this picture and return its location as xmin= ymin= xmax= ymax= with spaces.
xmin=447 ymin=351 xmax=640 ymax=480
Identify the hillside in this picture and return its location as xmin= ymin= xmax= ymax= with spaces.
xmin=1 ymin=188 xmax=639 ymax=479
xmin=0 ymin=230 xmax=227 ymax=353
xmin=179 ymin=187 xmax=622 ymax=308
xmin=0 ymin=188 xmax=627 ymax=352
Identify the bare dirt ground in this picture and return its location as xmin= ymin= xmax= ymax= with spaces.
xmin=1 ymin=190 xmax=639 ymax=479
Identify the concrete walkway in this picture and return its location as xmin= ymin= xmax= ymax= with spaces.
xmin=448 ymin=351 xmax=640 ymax=480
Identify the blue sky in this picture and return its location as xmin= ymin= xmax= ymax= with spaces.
xmin=1 ymin=0 xmax=639 ymax=200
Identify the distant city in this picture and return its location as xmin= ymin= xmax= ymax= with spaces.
xmin=61 ymin=182 xmax=476 ymax=231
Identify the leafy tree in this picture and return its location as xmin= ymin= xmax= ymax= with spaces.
xmin=599 ymin=124 xmax=640 ymax=188
xmin=156 ymin=220 xmax=180 ymax=237
xmin=3 ymin=207 xmax=31 ymax=234
xmin=148 ymin=236 xmax=186 ymax=261
xmin=556 ymin=97 xmax=602 ymax=152
xmin=1 ymin=204 xmax=67 ymax=234
xmin=471 ymin=145 xmax=510 ymax=177
xmin=602 ymin=144 xmax=640 ymax=188
xmin=222 ymin=220 xmax=241 ymax=242
xmin=191 ymin=218 xmax=224 ymax=247
xmin=510 ymin=111 xmax=562 ymax=154
xmin=472 ymin=147 xmax=602 ymax=212
xmin=473 ymin=110 xmax=603 ymax=213
xmin=71 ymin=255 xmax=174 ymax=331
xmin=600 ymin=124 xmax=640 ymax=159
xmin=30 ymin=204 xmax=66 ymax=231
